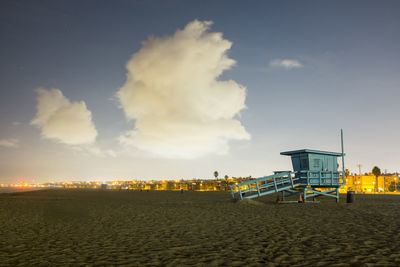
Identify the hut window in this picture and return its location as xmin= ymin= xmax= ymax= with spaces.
xmin=300 ymin=158 xmax=309 ymax=169
xmin=313 ymin=159 xmax=321 ymax=168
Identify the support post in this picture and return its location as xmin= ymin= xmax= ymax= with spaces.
xmin=230 ymin=185 xmax=235 ymax=199
xmin=255 ymin=182 xmax=260 ymax=197
xmin=341 ymin=129 xmax=345 ymax=184
xmin=336 ymin=188 xmax=339 ymax=203
xmin=339 ymin=129 xmax=345 ymax=203
xmin=289 ymin=172 xmax=294 ymax=188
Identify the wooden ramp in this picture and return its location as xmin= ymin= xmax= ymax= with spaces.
xmin=230 ymin=172 xmax=300 ymax=200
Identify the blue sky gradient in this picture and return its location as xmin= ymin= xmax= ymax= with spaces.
xmin=0 ymin=0 xmax=399 ymax=183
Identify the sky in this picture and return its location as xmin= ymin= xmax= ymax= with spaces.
xmin=0 ymin=0 xmax=399 ymax=183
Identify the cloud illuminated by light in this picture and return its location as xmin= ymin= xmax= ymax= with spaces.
xmin=117 ymin=20 xmax=250 ymax=158
xmin=31 ymin=88 xmax=97 ymax=145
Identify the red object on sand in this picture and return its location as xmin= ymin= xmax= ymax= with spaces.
xmin=298 ymin=194 xmax=303 ymax=203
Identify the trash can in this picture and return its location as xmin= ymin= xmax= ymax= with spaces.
xmin=347 ymin=191 xmax=355 ymax=203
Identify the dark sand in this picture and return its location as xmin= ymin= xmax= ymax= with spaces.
xmin=0 ymin=189 xmax=399 ymax=266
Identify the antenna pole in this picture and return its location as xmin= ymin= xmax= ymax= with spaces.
xmin=341 ymin=129 xmax=345 ymax=180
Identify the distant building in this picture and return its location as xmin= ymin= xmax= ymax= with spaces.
xmin=342 ymin=174 xmax=399 ymax=193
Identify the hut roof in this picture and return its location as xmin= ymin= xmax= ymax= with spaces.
xmin=280 ymin=149 xmax=343 ymax=157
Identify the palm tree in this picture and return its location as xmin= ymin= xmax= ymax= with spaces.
xmin=214 ymin=171 xmax=219 ymax=180
xmin=372 ymin=166 xmax=381 ymax=193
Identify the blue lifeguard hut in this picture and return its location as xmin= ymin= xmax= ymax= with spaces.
xmin=230 ymin=130 xmax=346 ymax=202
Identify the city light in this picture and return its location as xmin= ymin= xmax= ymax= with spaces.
xmin=3 ymin=173 xmax=399 ymax=194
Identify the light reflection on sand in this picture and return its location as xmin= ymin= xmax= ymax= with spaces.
xmin=0 ymin=187 xmax=44 ymax=194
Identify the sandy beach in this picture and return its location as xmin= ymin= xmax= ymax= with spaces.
xmin=0 ymin=189 xmax=399 ymax=266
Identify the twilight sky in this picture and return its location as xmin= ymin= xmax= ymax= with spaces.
xmin=1 ymin=0 xmax=399 ymax=183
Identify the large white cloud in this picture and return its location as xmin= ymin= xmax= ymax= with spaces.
xmin=31 ymin=88 xmax=97 ymax=145
xmin=117 ymin=20 xmax=250 ymax=158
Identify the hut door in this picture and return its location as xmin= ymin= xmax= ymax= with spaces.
xmin=312 ymin=158 xmax=322 ymax=171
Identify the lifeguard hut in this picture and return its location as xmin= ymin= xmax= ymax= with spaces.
xmin=230 ymin=130 xmax=346 ymax=202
